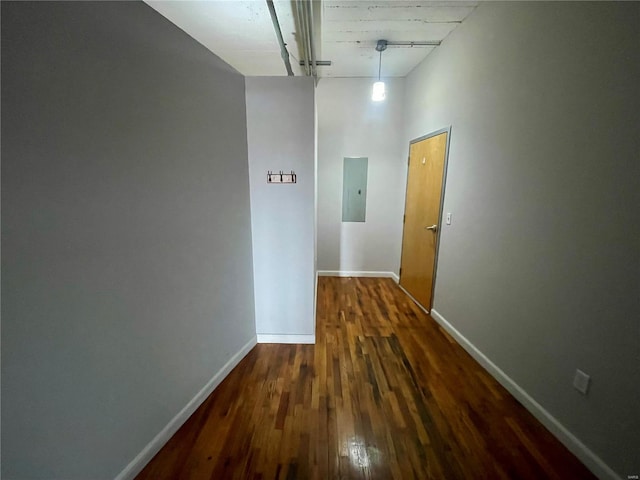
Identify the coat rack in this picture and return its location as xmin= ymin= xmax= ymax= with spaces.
xmin=267 ymin=170 xmax=297 ymax=184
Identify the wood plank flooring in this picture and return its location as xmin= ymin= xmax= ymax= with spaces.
xmin=136 ymin=277 xmax=596 ymax=479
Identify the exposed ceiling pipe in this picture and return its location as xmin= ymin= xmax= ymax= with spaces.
xmin=296 ymin=0 xmax=317 ymax=82
xmin=300 ymin=60 xmax=331 ymax=66
xmin=293 ymin=0 xmax=309 ymax=75
xmin=386 ymin=40 xmax=442 ymax=47
xmin=299 ymin=0 xmax=312 ymax=77
xmin=266 ymin=0 xmax=294 ymax=76
xmin=307 ymin=0 xmax=318 ymax=81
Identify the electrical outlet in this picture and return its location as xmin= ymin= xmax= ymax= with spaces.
xmin=573 ymin=369 xmax=590 ymax=395
xmin=446 ymin=213 xmax=452 ymax=225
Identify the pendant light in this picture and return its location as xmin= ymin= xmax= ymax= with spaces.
xmin=372 ymin=40 xmax=388 ymax=102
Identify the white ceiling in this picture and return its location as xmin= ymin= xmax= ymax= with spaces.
xmin=146 ymin=0 xmax=478 ymax=78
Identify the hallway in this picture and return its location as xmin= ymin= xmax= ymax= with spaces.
xmin=137 ymin=277 xmax=595 ymax=479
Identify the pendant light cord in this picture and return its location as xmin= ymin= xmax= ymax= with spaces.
xmin=378 ymin=50 xmax=382 ymax=81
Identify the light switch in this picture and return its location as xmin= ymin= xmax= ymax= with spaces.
xmin=573 ymin=369 xmax=590 ymax=395
xmin=446 ymin=213 xmax=452 ymax=225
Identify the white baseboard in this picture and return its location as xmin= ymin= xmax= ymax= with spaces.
xmin=317 ymin=270 xmax=399 ymax=283
xmin=257 ymin=334 xmax=315 ymax=344
xmin=429 ymin=309 xmax=620 ymax=480
xmin=114 ymin=336 xmax=257 ymax=480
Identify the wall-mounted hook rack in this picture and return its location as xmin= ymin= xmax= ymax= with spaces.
xmin=267 ymin=170 xmax=297 ymax=184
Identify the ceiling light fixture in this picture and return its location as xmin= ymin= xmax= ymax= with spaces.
xmin=372 ymin=40 xmax=387 ymax=102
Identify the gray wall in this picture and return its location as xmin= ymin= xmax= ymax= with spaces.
xmin=404 ymin=2 xmax=639 ymax=477
xmin=1 ymin=2 xmax=256 ymax=479
xmin=245 ymin=77 xmax=316 ymax=340
xmin=317 ymin=78 xmax=406 ymax=275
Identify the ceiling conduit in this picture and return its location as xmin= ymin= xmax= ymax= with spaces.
xmin=306 ymin=0 xmax=318 ymax=81
xmin=294 ymin=1 xmax=308 ymax=76
xmin=266 ymin=0 xmax=294 ymax=76
xmin=296 ymin=0 xmax=317 ymax=83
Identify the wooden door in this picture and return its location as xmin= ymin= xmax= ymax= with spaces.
xmin=399 ymin=131 xmax=448 ymax=311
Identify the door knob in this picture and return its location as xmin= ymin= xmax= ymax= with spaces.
xmin=425 ymin=224 xmax=437 ymax=232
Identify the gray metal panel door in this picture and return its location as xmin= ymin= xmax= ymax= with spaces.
xmin=342 ymin=157 xmax=368 ymax=222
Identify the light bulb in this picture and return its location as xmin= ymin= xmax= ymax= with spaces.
xmin=372 ymin=81 xmax=386 ymax=102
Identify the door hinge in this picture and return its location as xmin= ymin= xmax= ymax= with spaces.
xmin=399 ymin=267 xmax=402 ymax=276
xmin=403 ymin=214 xmax=406 ymax=223
xmin=407 ymin=155 xmax=411 ymax=164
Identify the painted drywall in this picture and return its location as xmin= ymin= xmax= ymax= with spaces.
xmin=317 ymin=78 xmax=406 ymax=275
xmin=245 ymin=77 xmax=316 ymax=340
xmin=404 ymin=2 xmax=639 ymax=477
xmin=1 ymin=3 xmax=256 ymax=479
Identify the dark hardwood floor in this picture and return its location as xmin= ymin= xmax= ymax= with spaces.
xmin=136 ymin=277 xmax=596 ymax=479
